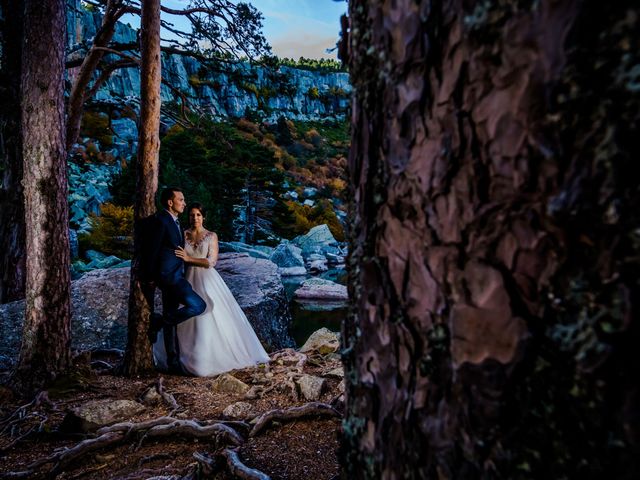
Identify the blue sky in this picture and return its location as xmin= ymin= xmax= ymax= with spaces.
xmin=246 ymin=0 xmax=347 ymax=59
xmin=138 ymin=0 xmax=347 ymax=60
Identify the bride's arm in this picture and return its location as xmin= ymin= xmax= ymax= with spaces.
xmin=206 ymin=232 xmax=219 ymax=268
xmin=174 ymin=246 xmax=210 ymax=268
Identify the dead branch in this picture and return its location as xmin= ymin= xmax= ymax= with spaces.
xmin=249 ymin=402 xmax=341 ymax=437
xmin=221 ymin=448 xmax=271 ymax=480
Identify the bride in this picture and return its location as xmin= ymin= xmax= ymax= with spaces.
xmin=153 ymin=202 xmax=269 ymax=376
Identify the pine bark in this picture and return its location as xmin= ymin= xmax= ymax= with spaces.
xmin=122 ymin=0 xmax=161 ymax=375
xmin=14 ymin=0 xmax=71 ymax=390
xmin=342 ymin=0 xmax=639 ymax=478
xmin=0 ymin=0 xmax=25 ymax=304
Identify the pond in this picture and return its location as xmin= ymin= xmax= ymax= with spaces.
xmin=282 ymin=268 xmax=348 ymax=347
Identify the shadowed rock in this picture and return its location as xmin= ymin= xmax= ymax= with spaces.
xmin=0 ymin=253 xmax=293 ymax=370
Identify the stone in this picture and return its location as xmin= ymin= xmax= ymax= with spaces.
xmin=218 ymin=241 xmax=273 ymax=259
xmin=308 ymin=259 xmax=329 ymax=273
xmin=297 ymin=375 xmax=325 ymax=401
xmin=61 ymin=399 xmax=145 ymax=433
xmin=223 ymin=401 xmax=255 ymax=420
xmin=269 ymin=243 xmax=304 ymax=268
xmin=139 ymin=386 xmax=163 ymax=406
xmin=294 ymin=277 xmax=348 ymax=301
xmin=299 ymin=328 xmax=340 ymax=355
xmin=325 ymin=367 xmax=344 ymax=378
xmin=292 ymin=224 xmax=337 ymax=251
xmin=278 ymin=266 xmax=307 ymax=276
xmin=85 ymin=249 xmax=106 ymax=262
xmin=211 ymin=374 xmax=250 ymax=395
xmin=0 ymin=253 xmax=294 ymax=370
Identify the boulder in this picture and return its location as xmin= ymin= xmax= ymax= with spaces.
xmin=218 ymin=241 xmax=273 ymax=260
xmin=211 ymin=374 xmax=250 ymax=395
xmin=60 ymin=399 xmax=145 ymax=433
xmin=296 ymin=375 xmax=325 ymax=401
xmin=292 ymin=225 xmax=337 ymax=257
xmin=223 ymin=401 xmax=255 ymax=420
xmin=269 ymin=243 xmax=304 ymax=269
xmin=294 ymin=278 xmax=348 ymax=302
xmin=299 ymin=328 xmax=340 ymax=355
xmin=0 ymin=253 xmax=294 ymax=370
xmin=308 ymin=259 xmax=329 ymax=273
xmin=278 ymin=266 xmax=307 ymax=276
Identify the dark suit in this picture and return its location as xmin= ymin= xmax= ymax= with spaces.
xmin=142 ymin=210 xmax=206 ymax=370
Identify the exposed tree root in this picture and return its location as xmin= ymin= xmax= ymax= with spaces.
xmin=249 ymin=402 xmax=341 ymax=437
xmin=0 ymin=393 xmax=340 ymax=479
xmin=222 ymin=448 xmax=271 ymax=480
xmin=156 ymin=377 xmax=180 ymax=413
xmin=139 ymin=419 xmax=244 ymax=448
xmin=194 ymin=450 xmax=271 ymax=480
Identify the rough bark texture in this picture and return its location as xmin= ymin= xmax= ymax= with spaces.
xmin=122 ymin=0 xmax=161 ymax=375
xmin=0 ymin=0 xmax=25 ymax=304
xmin=342 ymin=1 xmax=639 ymax=478
xmin=14 ymin=0 xmax=71 ymax=390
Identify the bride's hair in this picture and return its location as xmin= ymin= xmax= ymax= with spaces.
xmin=187 ymin=202 xmax=206 ymax=218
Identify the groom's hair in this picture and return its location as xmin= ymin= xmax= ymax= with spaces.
xmin=160 ymin=187 xmax=182 ymax=208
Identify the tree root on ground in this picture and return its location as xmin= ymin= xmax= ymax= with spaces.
xmin=194 ymin=449 xmax=272 ymax=480
xmin=0 ymin=401 xmax=340 ymax=479
xmin=249 ymin=402 xmax=342 ymax=437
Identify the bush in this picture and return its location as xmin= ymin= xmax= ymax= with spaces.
xmin=80 ymin=111 xmax=113 ymax=148
xmin=79 ymin=203 xmax=134 ymax=259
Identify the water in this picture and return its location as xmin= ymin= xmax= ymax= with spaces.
xmin=282 ymin=267 xmax=348 ymax=346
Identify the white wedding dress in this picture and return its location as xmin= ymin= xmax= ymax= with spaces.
xmin=154 ymin=232 xmax=270 ymax=376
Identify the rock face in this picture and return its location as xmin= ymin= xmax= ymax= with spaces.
xmin=0 ymin=253 xmax=293 ymax=370
xmin=294 ymin=278 xmax=348 ymax=302
xmin=60 ymin=399 xmax=145 ymax=433
xmin=66 ymin=5 xmax=351 ymax=123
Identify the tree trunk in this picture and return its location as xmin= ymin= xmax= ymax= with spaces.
xmin=65 ymin=1 xmax=123 ymax=151
xmin=122 ymin=0 xmax=161 ymax=376
xmin=14 ymin=0 xmax=71 ymax=391
xmin=0 ymin=0 xmax=25 ymax=304
xmin=342 ymin=1 xmax=639 ymax=478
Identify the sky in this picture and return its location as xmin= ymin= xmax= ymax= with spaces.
xmin=142 ymin=0 xmax=348 ymax=60
xmin=246 ymin=0 xmax=347 ymax=59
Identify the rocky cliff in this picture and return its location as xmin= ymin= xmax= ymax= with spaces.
xmin=67 ymin=4 xmax=350 ymax=123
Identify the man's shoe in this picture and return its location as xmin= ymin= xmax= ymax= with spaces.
xmin=147 ymin=313 xmax=164 ymax=343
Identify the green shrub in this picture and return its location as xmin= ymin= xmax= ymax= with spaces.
xmin=79 ymin=203 xmax=134 ymax=259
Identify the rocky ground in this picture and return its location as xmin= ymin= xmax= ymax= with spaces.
xmin=0 ymin=330 xmax=343 ymax=480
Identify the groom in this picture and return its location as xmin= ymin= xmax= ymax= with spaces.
xmin=142 ymin=186 xmax=206 ymax=374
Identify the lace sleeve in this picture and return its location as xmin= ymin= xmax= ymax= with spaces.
xmin=206 ymin=232 xmax=219 ymax=268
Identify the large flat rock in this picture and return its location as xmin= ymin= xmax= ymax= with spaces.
xmin=0 ymin=253 xmax=293 ymax=370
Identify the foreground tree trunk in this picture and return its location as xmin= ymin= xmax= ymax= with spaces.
xmin=0 ymin=0 xmax=25 ymax=304
xmin=342 ymin=1 xmax=639 ymax=478
xmin=14 ymin=0 xmax=71 ymax=390
xmin=122 ymin=0 xmax=161 ymax=375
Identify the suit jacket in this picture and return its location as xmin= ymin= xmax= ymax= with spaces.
xmin=141 ymin=210 xmax=185 ymax=286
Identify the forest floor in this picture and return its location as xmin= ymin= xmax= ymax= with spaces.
xmin=0 ymin=348 xmax=343 ymax=480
